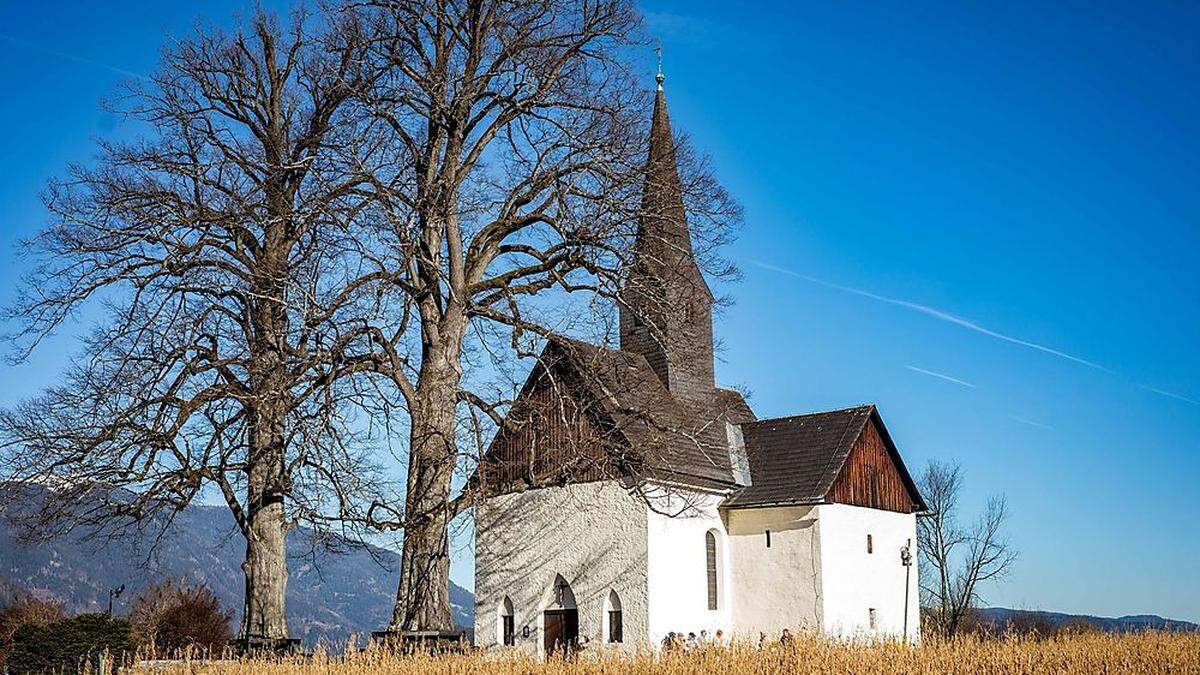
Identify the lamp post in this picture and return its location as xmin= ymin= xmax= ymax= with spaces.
xmin=901 ymin=541 xmax=913 ymax=640
xmin=107 ymin=584 xmax=125 ymax=616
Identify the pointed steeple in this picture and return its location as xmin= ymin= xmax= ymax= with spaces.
xmin=643 ymin=74 xmax=688 ymax=257
xmin=619 ymin=75 xmax=716 ymax=401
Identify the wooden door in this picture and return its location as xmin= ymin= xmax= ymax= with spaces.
xmin=543 ymin=610 xmax=564 ymax=656
xmin=543 ymin=610 xmax=579 ymax=657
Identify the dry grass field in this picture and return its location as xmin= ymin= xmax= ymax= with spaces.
xmin=126 ymin=632 xmax=1200 ymax=675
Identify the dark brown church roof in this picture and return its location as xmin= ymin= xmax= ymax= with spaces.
xmin=722 ymin=405 xmax=924 ymax=510
xmin=543 ymin=337 xmax=755 ymax=488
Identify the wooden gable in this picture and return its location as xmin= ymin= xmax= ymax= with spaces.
xmin=827 ymin=415 xmax=921 ymax=513
xmin=479 ymin=359 xmax=624 ymax=495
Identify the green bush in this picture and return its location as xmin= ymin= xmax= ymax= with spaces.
xmin=0 ymin=595 xmax=66 ymax=671
xmin=8 ymin=613 xmax=135 ymax=674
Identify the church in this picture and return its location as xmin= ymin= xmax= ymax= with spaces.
xmin=473 ymin=73 xmax=926 ymax=656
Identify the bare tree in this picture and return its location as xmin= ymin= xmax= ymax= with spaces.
xmin=0 ymin=8 xmax=389 ymax=645
xmin=917 ymin=460 xmax=1018 ymax=638
xmin=1 ymin=0 xmax=742 ymax=642
xmin=335 ymin=0 xmax=742 ymax=633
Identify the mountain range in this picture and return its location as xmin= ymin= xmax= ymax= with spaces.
xmin=0 ymin=487 xmax=472 ymax=646
xmin=971 ymin=607 xmax=1196 ymax=633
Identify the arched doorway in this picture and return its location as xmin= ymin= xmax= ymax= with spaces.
xmin=543 ymin=574 xmax=578 ymax=657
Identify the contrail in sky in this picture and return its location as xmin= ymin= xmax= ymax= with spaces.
xmin=746 ymin=258 xmax=1200 ymax=407
xmin=0 ymin=34 xmax=147 ymax=80
xmin=746 ymin=258 xmax=1105 ymax=370
xmin=1009 ymin=415 xmax=1054 ymax=430
xmin=1138 ymin=384 xmax=1200 ymax=406
xmin=905 ymin=365 xmax=976 ymax=389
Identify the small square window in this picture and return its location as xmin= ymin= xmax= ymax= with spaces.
xmin=869 ymin=608 xmax=877 ymax=630
xmin=867 ymin=534 xmax=873 ymax=554
xmin=765 ymin=530 xmax=772 ymax=548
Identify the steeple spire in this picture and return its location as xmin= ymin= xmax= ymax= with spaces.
xmin=619 ymin=73 xmax=716 ymax=401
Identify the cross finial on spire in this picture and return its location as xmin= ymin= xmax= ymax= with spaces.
xmin=654 ymin=41 xmax=664 ymax=90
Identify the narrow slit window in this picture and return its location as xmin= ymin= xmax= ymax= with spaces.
xmin=500 ymin=596 xmax=515 ymax=646
xmin=867 ymin=534 xmax=873 ymax=554
xmin=869 ymin=608 xmax=877 ymax=630
xmin=705 ymin=530 xmax=719 ymax=610
xmin=765 ymin=530 xmax=771 ymax=548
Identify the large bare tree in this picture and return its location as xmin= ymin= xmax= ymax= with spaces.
xmin=917 ymin=460 xmax=1018 ymax=638
xmin=338 ymin=0 xmax=742 ymax=633
xmin=0 ymin=9 xmax=387 ymax=645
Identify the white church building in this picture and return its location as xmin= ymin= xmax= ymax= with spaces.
xmin=473 ymin=76 xmax=926 ymax=656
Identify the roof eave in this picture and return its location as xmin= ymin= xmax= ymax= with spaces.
xmin=720 ymin=497 xmax=826 ymax=510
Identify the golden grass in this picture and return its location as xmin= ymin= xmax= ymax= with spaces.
xmin=126 ymin=632 xmax=1200 ymax=675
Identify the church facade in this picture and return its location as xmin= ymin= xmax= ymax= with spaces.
xmin=473 ymin=76 xmax=925 ymax=656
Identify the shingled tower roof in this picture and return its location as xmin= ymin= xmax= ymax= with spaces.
xmin=619 ymin=77 xmax=715 ymax=404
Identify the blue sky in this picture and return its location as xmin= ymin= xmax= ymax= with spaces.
xmin=1 ymin=2 xmax=1197 ymax=622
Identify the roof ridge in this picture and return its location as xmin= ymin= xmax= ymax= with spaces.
xmin=747 ymin=404 xmax=875 ymax=427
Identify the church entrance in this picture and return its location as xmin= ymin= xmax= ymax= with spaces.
xmin=542 ymin=608 xmax=578 ymax=656
xmin=543 ymin=574 xmax=579 ymax=657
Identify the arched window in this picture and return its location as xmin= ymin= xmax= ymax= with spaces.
xmin=604 ymin=589 xmax=623 ymax=643
xmin=499 ymin=596 xmax=515 ymax=646
xmin=705 ymin=529 xmax=720 ymax=610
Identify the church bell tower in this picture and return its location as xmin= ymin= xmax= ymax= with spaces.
xmin=619 ymin=71 xmax=716 ymax=403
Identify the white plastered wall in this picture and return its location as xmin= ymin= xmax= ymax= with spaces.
xmin=725 ymin=505 xmax=823 ymax=637
xmin=815 ymin=503 xmax=920 ymax=640
xmin=474 ymin=480 xmax=648 ymax=656
xmin=644 ymin=486 xmax=733 ymax=645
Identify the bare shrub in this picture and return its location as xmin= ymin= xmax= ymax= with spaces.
xmin=960 ymin=609 xmax=1056 ymax=640
xmin=130 ymin=581 xmax=233 ymax=655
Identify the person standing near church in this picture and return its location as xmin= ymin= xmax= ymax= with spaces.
xmin=780 ymin=629 xmax=795 ymax=647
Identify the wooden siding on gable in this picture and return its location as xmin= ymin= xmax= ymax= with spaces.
xmin=827 ymin=418 xmax=917 ymax=513
xmin=480 ymin=361 xmax=622 ymax=495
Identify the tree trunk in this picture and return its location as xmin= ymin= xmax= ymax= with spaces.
xmin=390 ymin=334 xmax=462 ymax=633
xmin=391 ymin=500 xmax=453 ymax=631
xmin=240 ymin=231 xmax=293 ymax=642
xmin=239 ymin=404 xmax=291 ymax=641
